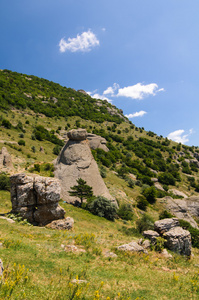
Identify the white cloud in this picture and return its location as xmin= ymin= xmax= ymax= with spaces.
xmin=125 ymin=111 xmax=147 ymax=118
xmin=59 ymin=30 xmax=99 ymax=53
xmin=117 ymin=83 xmax=164 ymax=100
xmin=103 ymin=83 xmax=119 ymax=96
xmin=87 ymin=91 xmax=112 ymax=103
xmin=167 ymin=129 xmax=193 ymax=144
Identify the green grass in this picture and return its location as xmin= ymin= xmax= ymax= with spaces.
xmin=0 ymin=191 xmax=199 ymax=299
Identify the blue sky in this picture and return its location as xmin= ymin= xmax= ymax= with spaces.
xmin=1 ymin=0 xmax=199 ymax=146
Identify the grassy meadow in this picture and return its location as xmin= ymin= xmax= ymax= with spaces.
xmin=0 ymin=191 xmax=199 ymax=300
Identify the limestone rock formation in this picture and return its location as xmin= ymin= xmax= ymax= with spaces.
xmin=54 ymin=129 xmax=117 ymax=206
xmin=164 ymin=227 xmax=191 ymax=256
xmin=154 ymin=218 xmax=192 ymax=256
xmin=154 ymin=218 xmax=180 ymax=235
xmin=87 ymin=133 xmax=109 ymax=152
xmin=0 ymin=147 xmax=13 ymax=170
xmin=162 ymin=196 xmax=199 ymax=229
xmin=10 ymin=173 xmax=65 ymax=225
xmin=117 ymin=241 xmax=148 ymax=254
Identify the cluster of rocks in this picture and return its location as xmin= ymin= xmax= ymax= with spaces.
xmin=10 ymin=173 xmax=65 ymax=225
xmin=54 ymin=129 xmax=117 ymax=207
xmin=145 ymin=218 xmax=191 ymax=256
xmin=118 ymin=218 xmax=192 ymax=256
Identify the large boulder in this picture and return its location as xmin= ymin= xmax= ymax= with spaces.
xmin=154 ymin=218 xmax=180 ymax=234
xmin=54 ymin=129 xmax=117 ymax=206
xmin=10 ymin=173 xmax=65 ymax=225
xmin=164 ymin=227 xmax=191 ymax=256
xmin=143 ymin=230 xmax=160 ymax=244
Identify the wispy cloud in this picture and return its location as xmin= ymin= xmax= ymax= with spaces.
xmin=117 ymin=83 xmax=164 ymax=100
xmin=87 ymin=91 xmax=112 ymax=103
xmin=167 ymin=129 xmax=193 ymax=144
xmin=125 ymin=111 xmax=147 ymax=118
xmin=103 ymin=83 xmax=119 ymax=96
xmin=59 ymin=30 xmax=99 ymax=53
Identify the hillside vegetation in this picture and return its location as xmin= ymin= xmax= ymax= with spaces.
xmin=0 ymin=69 xmax=199 ymax=299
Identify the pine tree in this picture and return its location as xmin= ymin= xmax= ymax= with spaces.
xmin=68 ymin=178 xmax=93 ymax=206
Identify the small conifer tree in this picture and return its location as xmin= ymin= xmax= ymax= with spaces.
xmin=68 ymin=178 xmax=93 ymax=206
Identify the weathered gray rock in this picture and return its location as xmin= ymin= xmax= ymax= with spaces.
xmin=46 ymin=217 xmax=74 ymax=230
xmin=142 ymin=240 xmax=151 ymax=249
xmin=40 ymin=146 xmax=45 ymax=153
xmin=117 ymin=241 xmax=148 ymax=254
xmin=0 ymin=147 xmax=13 ymax=169
xmin=164 ymin=227 xmax=191 ymax=256
xmin=10 ymin=173 xmax=65 ymax=225
xmin=154 ymin=182 xmax=165 ymax=191
xmin=104 ymin=251 xmax=118 ymax=258
xmin=87 ymin=133 xmax=109 ymax=152
xmin=143 ymin=230 xmax=160 ymax=244
xmin=168 ymin=189 xmax=188 ymax=198
xmin=163 ymin=197 xmax=199 ymax=229
xmin=67 ymin=129 xmax=87 ymax=141
xmin=154 ymin=218 xmax=180 ymax=235
xmin=161 ymin=249 xmax=173 ymax=258
xmin=54 ymin=129 xmax=117 ymax=206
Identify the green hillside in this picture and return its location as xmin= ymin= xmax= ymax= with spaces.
xmin=0 ymin=69 xmax=199 ymax=299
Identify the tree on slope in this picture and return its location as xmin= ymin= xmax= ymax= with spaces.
xmin=68 ymin=178 xmax=93 ymax=206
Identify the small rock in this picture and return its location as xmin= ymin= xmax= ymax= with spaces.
xmin=143 ymin=230 xmax=160 ymax=244
xmin=118 ymin=241 xmax=148 ymax=254
xmin=0 ymin=216 xmax=15 ymax=224
xmin=71 ymin=279 xmax=88 ymax=284
xmin=104 ymin=251 xmax=118 ymax=258
xmin=142 ymin=240 xmax=151 ymax=249
xmin=161 ymin=249 xmax=173 ymax=258
xmin=46 ymin=217 xmax=74 ymax=230
xmin=0 ymin=259 xmax=4 ymax=276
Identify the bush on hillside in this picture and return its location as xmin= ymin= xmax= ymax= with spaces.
xmin=87 ymin=196 xmax=117 ymax=221
xmin=136 ymin=213 xmax=154 ymax=233
xmin=0 ymin=173 xmax=10 ymax=191
xmin=117 ymin=203 xmax=134 ymax=220
xmin=137 ymin=195 xmax=148 ymax=211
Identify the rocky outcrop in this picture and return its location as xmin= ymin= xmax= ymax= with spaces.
xmin=162 ymin=196 xmax=199 ymax=229
xmin=0 ymin=147 xmax=13 ymax=169
xmin=54 ymin=129 xmax=117 ymax=206
xmin=10 ymin=173 xmax=65 ymax=225
xmin=154 ymin=218 xmax=192 ymax=256
xmin=154 ymin=218 xmax=180 ymax=235
xmin=87 ymin=133 xmax=109 ymax=152
xmin=164 ymin=227 xmax=191 ymax=256
xmin=168 ymin=189 xmax=188 ymax=198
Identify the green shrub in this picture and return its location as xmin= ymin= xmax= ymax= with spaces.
xmin=137 ymin=195 xmax=148 ymax=211
xmin=142 ymin=186 xmax=157 ymax=204
xmin=117 ymin=203 xmax=134 ymax=220
xmin=158 ymin=172 xmax=176 ymax=186
xmin=0 ymin=173 xmax=10 ymax=191
xmin=88 ymin=196 xmax=117 ymax=221
xmin=136 ymin=213 xmax=154 ymax=233
xmin=53 ymin=145 xmax=62 ymax=155
xmin=1 ymin=118 xmax=12 ymax=129
xmin=159 ymin=210 xmax=174 ymax=220
xmin=18 ymin=139 xmax=25 ymax=146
